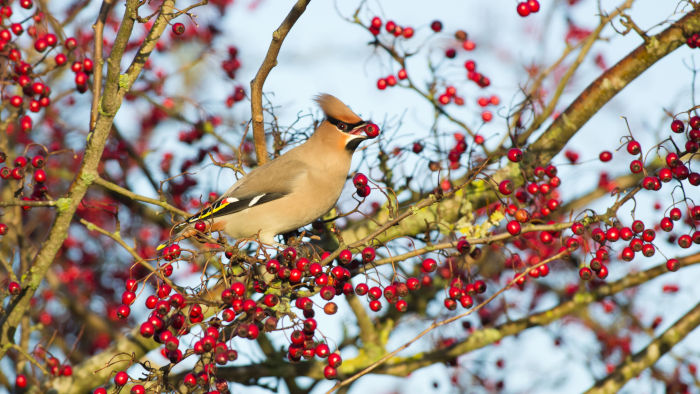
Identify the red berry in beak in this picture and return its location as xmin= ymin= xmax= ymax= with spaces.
xmin=364 ymin=123 xmax=379 ymax=138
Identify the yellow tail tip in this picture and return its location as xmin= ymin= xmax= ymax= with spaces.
xmin=156 ymin=243 xmax=167 ymax=251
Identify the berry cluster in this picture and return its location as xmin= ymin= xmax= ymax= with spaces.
xmin=464 ymin=59 xmax=490 ymax=88
xmin=516 ymin=0 xmax=541 ymax=17
xmin=368 ymin=16 xmax=414 ymax=38
xmin=376 ymin=69 xmax=407 ymax=90
xmin=0 ymin=153 xmax=48 ymax=211
xmin=353 ymin=173 xmax=370 ymax=197
xmin=71 ymin=57 xmax=94 ymax=94
xmin=437 ymin=85 xmax=464 ymax=106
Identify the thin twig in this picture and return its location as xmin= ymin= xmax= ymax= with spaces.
xmin=93 ymin=175 xmax=189 ymax=217
xmin=90 ymin=0 xmax=115 ymax=129
xmin=79 ymin=218 xmax=182 ymax=292
xmin=327 ymin=250 xmax=569 ymax=393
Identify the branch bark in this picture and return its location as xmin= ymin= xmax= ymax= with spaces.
xmin=250 ymin=0 xmax=311 ymax=165
xmin=0 ymin=0 xmax=142 ymax=357
xmin=0 ymin=0 xmax=179 ymax=359
xmin=525 ymin=7 xmax=700 ymax=168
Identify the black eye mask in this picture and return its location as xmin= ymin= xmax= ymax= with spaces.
xmin=326 ymin=116 xmax=365 ymax=132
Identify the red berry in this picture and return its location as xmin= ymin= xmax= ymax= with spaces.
xmin=114 ymin=371 xmax=129 ymax=386
xmin=140 ymin=322 xmax=155 ymax=337
xmin=605 ymin=227 xmax=620 ymax=242
xmin=338 ymin=249 xmax=352 ymax=264
xmin=324 ymin=365 xmax=337 ymax=379
xmin=626 ymin=140 xmax=641 ymax=155
xmin=121 ymin=290 xmax=136 ymax=305
xmin=430 ymin=20 xmax=443 ymax=32
xmin=507 ymin=148 xmax=523 ymax=162
xmin=406 ymin=277 xmax=420 ymax=291
xmin=527 ymin=0 xmax=540 ymax=12
xmin=642 ymin=229 xmax=656 ymax=242
xmin=621 ymin=247 xmax=635 ymax=262
xmin=55 ymin=53 xmax=67 ymax=65
xmin=8 ymin=281 xmax=20 ymax=295
xmin=231 ymin=281 xmax=245 ymax=296
xmin=385 ymin=20 xmax=396 ymax=33
xmin=506 ymin=220 xmax=521 ymax=235
xmin=690 ymin=116 xmax=700 ymax=129
xmin=361 ymin=247 xmax=375 ymax=262
xmin=315 ymin=343 xmax=330 ymax=358
xmin=498 ymin=180 xmax=514 ymax=195
xmin=599 ymin=151 xmax=612 ymax=162
xmin=678 ymin=234 xmax=692 ymax=248
xmin=20 ymin=116 xmax=32 ymax=132
xmin=355 ymin=283 xmax=368 ymax=296
xmin=16 ymin=374 xmax=27 ymax=388
xmin=71 ymin=61 xmax=83 ymax=73
xmin=517 ymin=2 xmax=530 ymax=16
xmin=172 ymin=22 xmax=185 ymax=35
xmin=45 ymin=33 xmax=57 ymax=46
xmin=579 ymin=267 xmax=593 ymax=280
xmin=444 ymin=298 xmax=457 ymax=310
xmin=31 ymin=155 xmax=45 ymax=168
xmin=368 ymin=286 xmax=382 ymax=300
xmin=666 ymin=259 xmax=680 ymax=272
xmin=629 ymin=159 xmax=643 ymax=173
xmin=33 ymin=169 xmax=46 ymax=183
xmin=660 ymin=217 xmax=673 ymax=232
xmin=266 ymin=259 xmax=280 ymax=274
xmin=34 ymin=37 xmax=48 ymax=52
xmin=64 ymin=37 xmax=77 ymax=50
xmin=364 ymin=123 xmax=380 ymax=138
xmin=669 ymin=207 xmax=682 ymax=221
xmin=328 ymin=353 xmax=342 ymax=367
xmin=596 ymin=265 xmax=608 ymax=279
xmin=670 ymin=119 xmax=685 ymax=133
xmin=353 ymin=173 xmax=368 ymax=189
xmin=75 ymin=71 xmax=88 ymax=86
xmin=10 ymin=95 xmax=23 ymax=107
xmin=421 ymin=258 xmax=437 ymax=272
xmin=116 ymin=304 xmax=130 ymax=319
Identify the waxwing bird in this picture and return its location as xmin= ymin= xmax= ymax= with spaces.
xmin=159 ymin=94 xmax=379 ymax=249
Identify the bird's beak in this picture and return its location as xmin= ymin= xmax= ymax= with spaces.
xmin=344 ymin=123 xmax=370 ymax=151
xmin=348 ymin=122 xmax=369 ymax=137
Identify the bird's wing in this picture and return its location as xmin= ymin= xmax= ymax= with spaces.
xmin=180 ymin=157 xmax=310 ymax=226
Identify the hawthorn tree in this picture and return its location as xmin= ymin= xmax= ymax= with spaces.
xmin=0 ymin=0 xmax=699 ymax=393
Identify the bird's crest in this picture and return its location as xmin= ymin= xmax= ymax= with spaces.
xmin=315 ymin=94 xmax=363 ymax=124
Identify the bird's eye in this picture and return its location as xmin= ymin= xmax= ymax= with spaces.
xmin=337 ymin=123 xmax=347 ymax=131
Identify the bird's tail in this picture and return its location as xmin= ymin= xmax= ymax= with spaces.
xmin=156 ymin=222 xmax=189 ymax=251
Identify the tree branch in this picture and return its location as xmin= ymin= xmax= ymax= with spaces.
xmin=525 ymin=7 xmax=700 ymax=168
xmin=250 ymin=0 xmax=311 ymax=165
xmin=585 ymin=301 xmax=700 ymax=393
xmin=0 ymin=0 xmax=142 ymax=358
xmin=370 ymin=252 xmax=700 ymax=376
